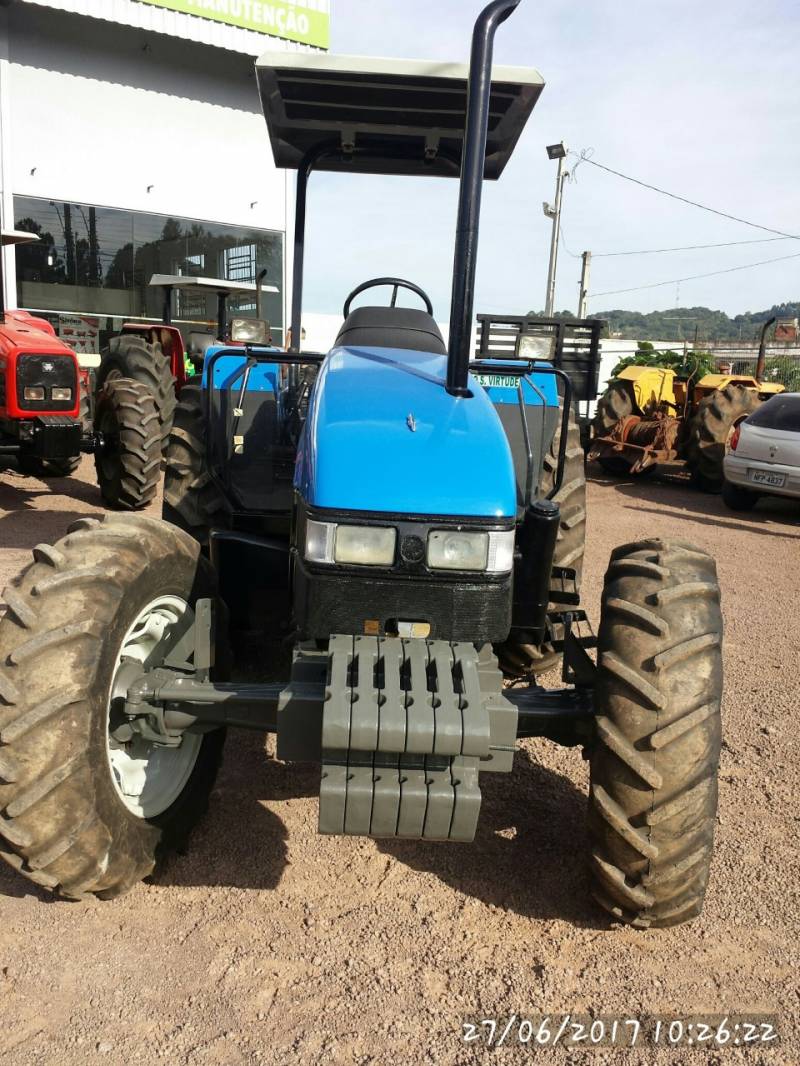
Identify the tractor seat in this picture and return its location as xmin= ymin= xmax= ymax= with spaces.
xmin=335 ymin=306 xmax=446 ymax=355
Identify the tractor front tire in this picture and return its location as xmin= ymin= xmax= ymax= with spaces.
xmin=0 ymin=515 xmax=225 ymax=900
xmin=94 ymin=378 xmax=162 ymax=511
xmin=163 ymin=384 xmax=226 ymax=546
xmin=99 ymin=334 xmax=177 ymax=452
xmin=685 ymin=384 xmax=761 ymax=492
xmin=496 ymin=410 xmax=586 ymax=677
xmin=588 ymin=539 xmax=722 ymax=927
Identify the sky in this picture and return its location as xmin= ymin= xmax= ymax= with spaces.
xmin=298 ymin=0 xmax=800 ymax=323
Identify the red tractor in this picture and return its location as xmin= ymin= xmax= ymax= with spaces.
xmin=95 ymin=271 xmax=276 ymax=452
xmin=1 ymin=229 xmax=160 ymax=508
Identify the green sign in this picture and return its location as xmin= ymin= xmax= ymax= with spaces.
xmin=137 ymin=0 xmax=330 ymax=49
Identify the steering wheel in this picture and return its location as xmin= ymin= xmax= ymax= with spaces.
xmin=343 ymin=277 xmax=434 ymax=319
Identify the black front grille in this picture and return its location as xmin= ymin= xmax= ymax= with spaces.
xmin=294 ymin=557 xmax=512 ymax=643
xmin=16 ymin=354 xmax=77 ymax=412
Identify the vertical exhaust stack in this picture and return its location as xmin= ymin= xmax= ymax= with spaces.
xmin=446 ymin=0 xmax=523 ymax=397
xmin=755 ymin=315 xmax=776 ymax=384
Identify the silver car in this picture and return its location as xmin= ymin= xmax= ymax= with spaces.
xmin=723 ymin=392 xmax=800 ymax=511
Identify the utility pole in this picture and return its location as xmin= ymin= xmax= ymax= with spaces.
xmin=577 ymin=250 xmax=591 ymax=319
xmin=543 ymin=142 xmax=568 ymax=318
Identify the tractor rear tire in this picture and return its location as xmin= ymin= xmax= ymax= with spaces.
xmin=162 ymin=384 xmax=227 ymax=546
xmin=590 ymin=381 xmax=647 ymax=478
xmin=0 ymin=515 xmax=225 ymax=900
xmin=496 ymin=410 xmax=586 ymax=677
xmin=94 ymin=378 xmax=162 ymax=511
xmin=592 ymin=379 xmax=635 ymax=435
xmin=685 ymin=383 xmax=761 ymax=492
xmin=588 ymin=539 xmax=722 ymax=927
xmin=99 ymin=334 xmax=177 ymax=453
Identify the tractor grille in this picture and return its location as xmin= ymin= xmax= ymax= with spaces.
xmin=293 ymin=559 xmax=512 ymax=644
xmin=16 ymin=354 xmax=77 ymax=412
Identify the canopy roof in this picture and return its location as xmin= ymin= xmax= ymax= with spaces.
xmin=149 ymin=274 xmax=279 ymax=295
xmin=255 ymin=52 xmax=544 ymax=180
xmin=1 ymin=229 xmax=39 ymax=247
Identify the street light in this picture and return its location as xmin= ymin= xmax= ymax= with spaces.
xmin=544 ymin=141 xmax=568 ymax=317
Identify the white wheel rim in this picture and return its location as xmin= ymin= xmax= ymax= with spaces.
xmin=106 ymin=594 xmax=203 ymax=819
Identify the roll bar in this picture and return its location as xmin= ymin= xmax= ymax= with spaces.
xmin=447 ymin=0 xmax=523 ymax=397
xmin=285 ymin=0 xmax=526 ymax=373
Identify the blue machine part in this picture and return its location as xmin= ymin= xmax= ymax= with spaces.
xmin=471 ymin=360 xmax=560 ymax=408
xmin=202 ymin=346 xmax=281 ymax=394
xmin=296 ymin=346 xmax=517 ymax=518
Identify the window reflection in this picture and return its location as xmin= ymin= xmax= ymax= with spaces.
xmin=13 ymin=196 xmax=284 ymax=352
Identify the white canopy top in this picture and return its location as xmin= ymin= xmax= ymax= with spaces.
xmin=149 ymin=274 xmax=279 ymax=295
xmin=256 ymin=51 xmax=544 ymax=179
xmin=1 ymin=229 xmax=40 ymax=247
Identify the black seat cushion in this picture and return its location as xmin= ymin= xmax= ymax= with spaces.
xmin=335 ymin=306 xmax=446 ymax=355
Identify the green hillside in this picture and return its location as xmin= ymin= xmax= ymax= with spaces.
xmin=534 ymin=302 xmax=800 ymax=343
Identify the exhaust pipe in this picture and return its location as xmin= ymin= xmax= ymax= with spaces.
xmin=755 ymin=315 xmax=776 ymax=383
xmin=446 ymin=0 xmax=523 ymax=397
xmin=256 ymin=268 xmax=268 ymax=320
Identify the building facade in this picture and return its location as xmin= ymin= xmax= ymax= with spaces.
xmin=0 ymin=0 xmax=331 ymax=352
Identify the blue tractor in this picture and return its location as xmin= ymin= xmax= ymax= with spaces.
xmin=0 ymin=1 xmax=723 ymax=927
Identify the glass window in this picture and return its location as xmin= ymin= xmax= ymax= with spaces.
xmin=747 ymin=394 xmax=800 ymax=432
xmin=13 ymin=196 xmax=284 ymax=351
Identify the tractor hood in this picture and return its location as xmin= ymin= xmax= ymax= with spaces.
xmin=295 ymin=346 xmax=517 ymax=518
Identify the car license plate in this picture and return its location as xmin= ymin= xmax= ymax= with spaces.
xmin=749 ymin=469 xmax=786 ymax=487
xmin=474 ymin=373 xmax=519 ymax=389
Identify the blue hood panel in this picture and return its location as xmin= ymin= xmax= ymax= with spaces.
xmin=296 ymin=346 xmax=517 ymax=518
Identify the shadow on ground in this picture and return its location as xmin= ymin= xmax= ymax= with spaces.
xmin=0 ymin=473 xmax=100 ymax=551
xmin=587 ymin=461 xmax=800 ymax=536
xmin=0 ymin=732 xmax=600 ymax=927
xmin=378 ymin=746 xmax=602 ymax=928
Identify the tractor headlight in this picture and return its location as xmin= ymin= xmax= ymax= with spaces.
xmin=427 ymin=529 xmax=514 ymax=573
xmin=305 ymin=520 xmax=396 ymax=567
xmin=230 ymin=318 xmax=270 ymax=345
xmin=51 ymin=386 xmax=72 ymax=402
xmin=335 ymin=525 xmax=396 ymax=566
xmin=23 ymin=386 xmax=45 ymax=401
xmin=305 ymin=520 xmax=336 ymax=564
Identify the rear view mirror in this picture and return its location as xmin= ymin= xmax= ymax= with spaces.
xmin=230 ymin=318 xmax=270 ymax=345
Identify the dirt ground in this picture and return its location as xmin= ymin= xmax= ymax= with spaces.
xmin=0 ymin=456 xmax=798 ymax=1066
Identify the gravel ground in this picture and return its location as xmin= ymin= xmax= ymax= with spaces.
xmin=0 ymin=457 xmax=798 ymax=1065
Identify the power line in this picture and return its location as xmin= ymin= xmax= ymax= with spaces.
xmin=558 ymin=224 xmax=581 ymax=259
xmin=575 ymin=153 xmax=800 ymax=240
xmin=594 ymin=236 xmax=790 ymax=258
xmin=588 ymin=250 xmax=800 ymax=300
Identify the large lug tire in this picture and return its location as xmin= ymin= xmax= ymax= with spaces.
xmin=98 ymin=334 xmax=177 ymax=453
xmin=590 ymin=380 xmax=655 ymax=477
xmin=592 ymin=379 xmax=635 ymax=435
xmin=588 ymin=539 xmax=723 ymax=928
xmin=496 ymin=410 xmax=587 ymax=677
xmin=94 ymin=377 xmax=162 ymax=511
xmin=162 ymin=384 xmax=227 ymax=546
xmin=0 ymin=515 xmax=225 ymax=900
xmin=685 ymin=383 xmax=761 ymax=492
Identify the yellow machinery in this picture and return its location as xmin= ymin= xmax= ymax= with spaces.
xmin=590 ymin=363 xmax=784 ymax=490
